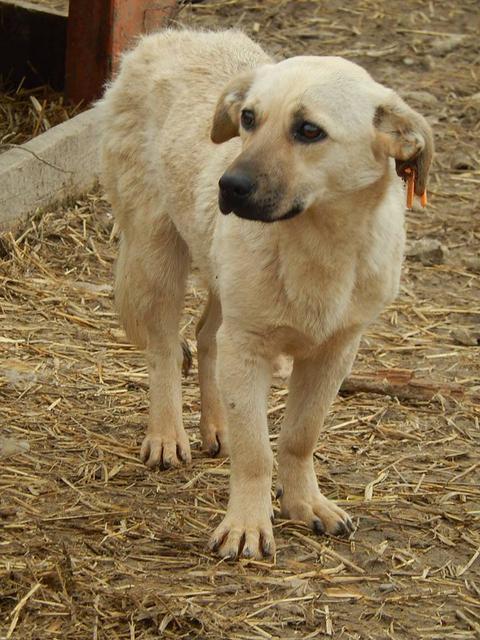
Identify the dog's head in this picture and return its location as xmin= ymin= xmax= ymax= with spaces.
xmin=211 ymin=56 xmax=433 ymax=223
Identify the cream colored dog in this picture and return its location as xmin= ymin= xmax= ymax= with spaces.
xmin=99 ymin=29 xmax=433 ymax=560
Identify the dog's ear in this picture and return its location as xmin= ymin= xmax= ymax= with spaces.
xmin=374 ymin=93 xmax=434 ymax=195
xmin=211 ymin=71 xmax=255 ymax=144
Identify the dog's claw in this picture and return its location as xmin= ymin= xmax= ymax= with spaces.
xmin=208 ymin=539 xmax=220 ymax=553
xmin=313 ymin=519 xmax=326 ymax=536
xmin=345 ymin=515 xmax=355 ymax=533
xmin=176 ymin=446 xmax=188 ymax=463
xmin=334 ymin=521 xmax=348 ymax=537
xmin=208 ymin=436 xmax=221 ymax=457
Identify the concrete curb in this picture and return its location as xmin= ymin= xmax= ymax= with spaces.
xmin=0 ymin=108 xmax=99 ymax=231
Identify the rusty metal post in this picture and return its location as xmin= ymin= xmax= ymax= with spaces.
xmin=66 ymin=0 xmax=177 ymax=105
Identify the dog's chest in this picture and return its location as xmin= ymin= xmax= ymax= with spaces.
xmin=274 ymin=254 xmax=355 ymax=346
xmin=271 ymin=210 xmax=404 ymax=345
xmin=215 ymin=205 xmax=403 ymax=353
xmin=221 ymin=232 xmax=357 ymax=349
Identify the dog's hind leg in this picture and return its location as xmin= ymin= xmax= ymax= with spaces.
xmin=196 ymin=292 xmax=228 ymax=457
xmin=115 ymin=216 xmax=191 ymax=469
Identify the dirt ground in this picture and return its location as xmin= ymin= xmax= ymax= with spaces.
xmin=1 ymin=1 xmax=479 ymax=639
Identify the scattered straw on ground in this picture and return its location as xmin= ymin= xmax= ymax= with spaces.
xmin=0 ymin=84 xmax=81 ymax=152
xmin=0 ymin=0 xmax=68 ymax=16
xmin=1 ymin=1 xmax=479 ymax=638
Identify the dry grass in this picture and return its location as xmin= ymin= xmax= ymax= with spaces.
xmin=1 ymin=1 xmax=479 ymax=638
xmin=0 ymin=0 xmax=69 ymax=16
xmin=0 ymin=83 xmax=81 ymax=152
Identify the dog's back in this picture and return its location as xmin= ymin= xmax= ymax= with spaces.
xmin=99 ymin=29 xmax=270 ymax=230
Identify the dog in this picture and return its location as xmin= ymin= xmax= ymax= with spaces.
xmin=99 ymin=28 xmax=433 ymax=560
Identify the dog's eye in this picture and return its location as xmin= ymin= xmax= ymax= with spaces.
xmin=241 ymin=109 xmax=255 ymax=130
xmin=294 ymin=122 xmax=328 ymax=143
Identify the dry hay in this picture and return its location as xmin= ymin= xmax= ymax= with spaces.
xmin=0 ymin=0 xmax=68 ymax=16
xmin=1 ymin=1 xmax=480 ymax=638
xmin=0 ymin=83 xmax=81 ymax=153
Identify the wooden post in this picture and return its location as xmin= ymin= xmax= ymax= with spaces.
xmin=65 ymin=0 xmax=177 ymax=105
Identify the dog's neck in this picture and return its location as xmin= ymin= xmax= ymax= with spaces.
xmin=280 ymin=169 xmax=394 ymax=259
xmin=266 ymin=169 xmax=403 ymax=332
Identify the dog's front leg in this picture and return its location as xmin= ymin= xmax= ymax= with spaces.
xmin=277 ymin=327 xmax=362 ymax=537
xmin=209 ymin=326 xmax=275 ymax=560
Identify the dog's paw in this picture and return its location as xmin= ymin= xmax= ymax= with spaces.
xmin=208 ymin=511 xmax=275 ymax=560
xmin=140 ymin=432 xmax=191 ymax=470
xmin=279 ymin=490 xmax=354 ymax=537
xmin=200 ymin=422 xmax=229 ymax=458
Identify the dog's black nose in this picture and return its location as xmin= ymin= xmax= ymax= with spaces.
xmin=218 ymin=171 xmax=255 ymax=214
xmin=219 ymin=172 xmax=255 ymax=198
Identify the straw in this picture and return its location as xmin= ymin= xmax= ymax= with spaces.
xmin=1 ymin=1 xmax=479 ymax=638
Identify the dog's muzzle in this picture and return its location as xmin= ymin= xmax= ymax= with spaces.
xmin=218 ymin=171 xmax=304 ymax=223
xmin=218 ymin=171 xmax=256 ymax=215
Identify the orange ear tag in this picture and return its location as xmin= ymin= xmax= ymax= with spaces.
xmin=404 ymin=167 xmax=427 ymax=209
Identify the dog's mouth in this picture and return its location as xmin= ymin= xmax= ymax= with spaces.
xmin=219 ymin=196 xmax=304 ymax=224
